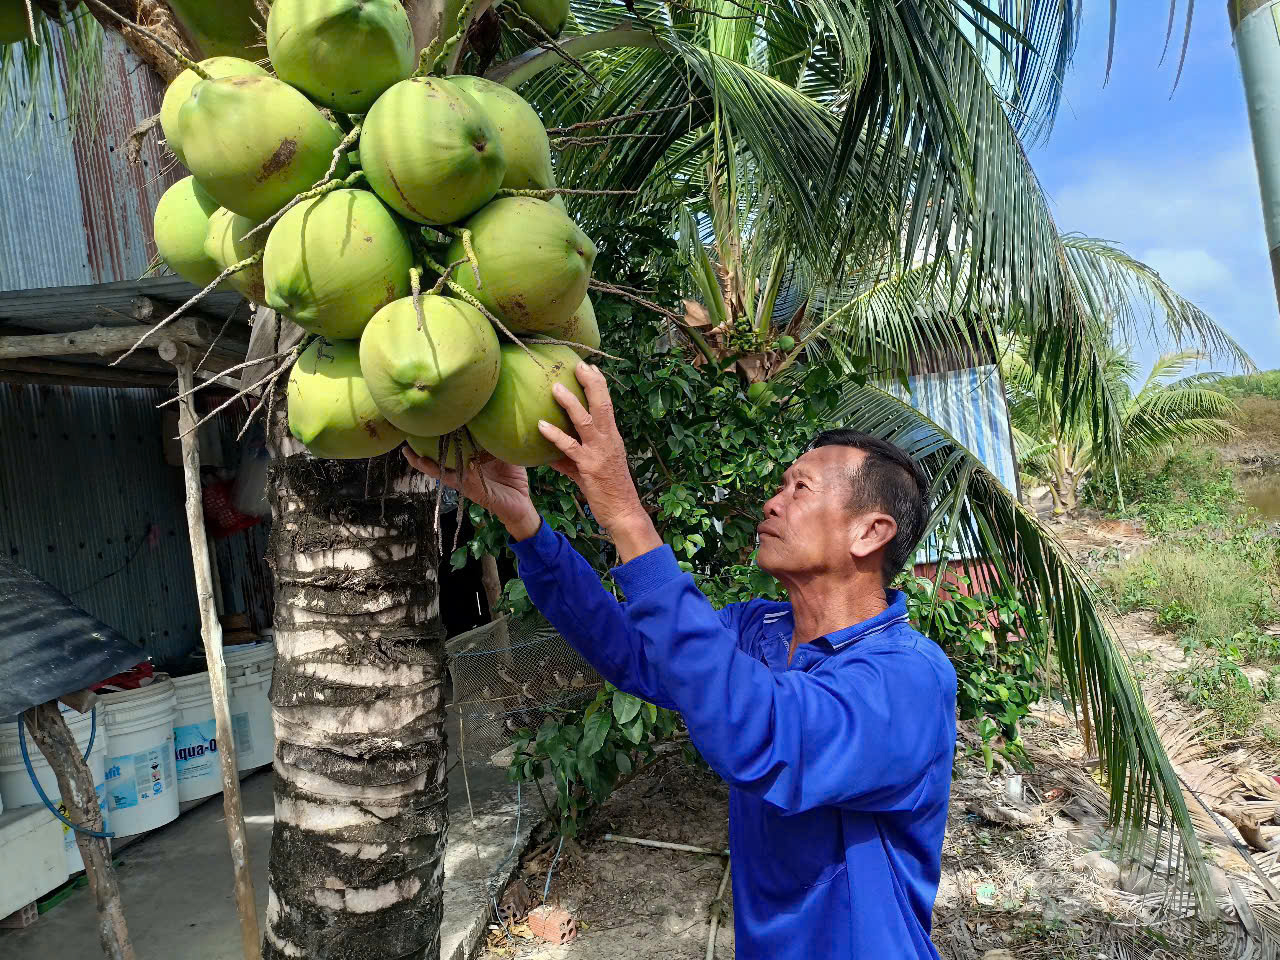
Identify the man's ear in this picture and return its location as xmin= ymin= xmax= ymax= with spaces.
xmin=849 ymin=512 xmax=897 ymax=562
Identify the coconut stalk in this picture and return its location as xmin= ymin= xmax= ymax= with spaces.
xmin=262 ymin=396 xmax=448 ymax=960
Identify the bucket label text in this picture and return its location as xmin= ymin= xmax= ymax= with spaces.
xmin=105 ymin=742 xmax=175 ymax=810
xmin=174 ymin=720 xmax=219 ymax=782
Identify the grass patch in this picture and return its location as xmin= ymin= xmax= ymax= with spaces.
xmin=1085 ymin=449 xmax=1240 ymax=531
xmin=1098 ymin=464 xmax=1280 ymax=734
xmin=1101 ymin=533 xmax=1279 ymax=644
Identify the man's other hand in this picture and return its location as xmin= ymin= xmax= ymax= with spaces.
xmin=539 ymin=363 xmax=663 ymax=561
xmin=402 ymin=445 xmax=541 ymax=541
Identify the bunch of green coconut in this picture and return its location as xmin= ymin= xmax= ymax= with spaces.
xmin=152 ymin=0 xmax=597 ymax=469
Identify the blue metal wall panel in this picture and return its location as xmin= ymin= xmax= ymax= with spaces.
xmin=892 ymin=364 xmax=1018 ymax=492
xmin=888 ymin=364 xmax=1018 ymax=566
xmin=0 ymin=384 xmax=201 ymax=666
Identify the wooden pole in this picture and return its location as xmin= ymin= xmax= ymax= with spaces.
xmin=163 ymin=341 xmax=263 ymax=960
xmin=23 ymin=702 xmax=135 ymax=960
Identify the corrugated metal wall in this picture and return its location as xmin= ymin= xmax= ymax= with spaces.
xmin=0 ymin=383 xmax=272 ymax=669
xmin=890 ymin=364 xmax=1019 ymax=566
xmin=0 ymin=29 xmax=176 ymax=293
xmin=892 ymin=364 xmax=1018 ymax=492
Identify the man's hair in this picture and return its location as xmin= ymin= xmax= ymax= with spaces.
xmin=808 ymin=429 xmax=928 ymax=582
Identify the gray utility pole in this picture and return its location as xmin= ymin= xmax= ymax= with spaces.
xmin=1232 ymin=0 xmax=1280 ymax=312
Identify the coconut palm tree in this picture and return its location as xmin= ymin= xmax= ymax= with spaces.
xmin=0 ymin=0 xmax=1232 ymax=953
xmin=1008 ymin=345 xmax=1240 ymax=514
xmin=665 ymin=134 xmax=1253 ymax=893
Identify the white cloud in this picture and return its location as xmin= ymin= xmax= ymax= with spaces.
xmin=1044 ymin=140 xmax=1280 ymax=368
xmin=1137 ymin=247 xmax=1233 ymax=296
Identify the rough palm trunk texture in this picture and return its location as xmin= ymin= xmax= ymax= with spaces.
xmin=263 ymin=410 xmax=447 ymax=960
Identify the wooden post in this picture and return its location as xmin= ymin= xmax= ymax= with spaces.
xmin=162 ymin=341 xmax=263 ymax=960
xmin=23 ymin=702 xmax=135 ymax=960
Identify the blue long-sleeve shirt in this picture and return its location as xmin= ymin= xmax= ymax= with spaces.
xmin=511 ymin=520 xmax=958 ymax=959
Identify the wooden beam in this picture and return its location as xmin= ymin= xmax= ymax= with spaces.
xmin=0 ymin=358 xmax=177 ymax=388
xmin=169 ymin=345 xmax=263 ymax=960
xmin=24 ymin=702 xmax=135 ymax=960
xmin=57 ymin=688 xmax=99 ymax=714
xmin=0 ymin=318 xmax=214 ymax=360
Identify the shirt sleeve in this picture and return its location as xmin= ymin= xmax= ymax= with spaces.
xmin=510 ymin=519 xmax=677 ymax=710
xmin=515 ymin=521 xmax=948 ymax=815
xmin=609 ymin=539 xmax=948 ymax=815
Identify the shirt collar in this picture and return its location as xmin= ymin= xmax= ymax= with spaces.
xmin=817 ymin=589 xmax=910 ymax=650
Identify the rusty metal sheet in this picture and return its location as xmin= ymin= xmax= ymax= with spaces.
xmin=0 ymin=29 xmax=180 ymax=294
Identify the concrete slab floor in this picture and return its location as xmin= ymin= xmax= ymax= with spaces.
xmin=2 ymin=709 xmax=542 ymax=960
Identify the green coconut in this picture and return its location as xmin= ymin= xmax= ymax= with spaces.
xmin=515 ymin=0 xmax=569 ymax=37
xmin=166 ymin=0 xmax=264 ymax=60
xmin=360 ymin=77 xmax=505 ymax=225
xmin=0 ymin=3 xmax=36 ymax=44
xmin=360 ymin=295 xmax=501 ymax=436
xmin=267 ymin=0 xmax=414 ymax=115
xmin=406 ymin=429 xmax=480 ymax=467
xmin=446 ymin=197 xmax=595 ymax=334
xmin=447 ymin=75 xmax=555 ymax=192
xmin=289 ymin=339 xmax=406 ymax=459
xmin=160 ymin=57 xmax=267 ymax=167
xmin=177 ymin=74 xmax=340 ymax=221
xmin=154 ymin=177 xmax=223 ymax=288
xmin=467 ymin=344 xmax=586 ymax=467
xmin=262 ymin=188 xmax=411 ymax=340
xmin=561 ymin=296 xmax=600 ymax=357
xmin=204 ymin=207 xmax=266 ymax=302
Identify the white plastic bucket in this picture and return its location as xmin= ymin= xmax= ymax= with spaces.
xmin=171 ymin=672 xmax=227 ymax=802
xmin=225 ymin=642 xmax=275 ymax=771
xmin=0 ymin=708 xmax=109 ymax=877
xmin=100 ymin=680 xmax=179 ymax=836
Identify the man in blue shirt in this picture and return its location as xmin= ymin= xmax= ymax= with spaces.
xmin=405 ymin=362 xmax=957 ymax=959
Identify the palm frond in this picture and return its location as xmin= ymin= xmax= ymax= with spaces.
xmin=1060 ymin=236 xmax=1254 ymax=371
xmin=0 ymin=5 xmax=104 ymax=133
xmin=1122 ymin=382 xmax=1240 ymax=458
xmin=828 ymin=381 xmax=1209 ymax=901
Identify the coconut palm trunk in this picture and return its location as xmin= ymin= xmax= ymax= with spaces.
xmin=263 ymin=409 xmax=447 ymax=960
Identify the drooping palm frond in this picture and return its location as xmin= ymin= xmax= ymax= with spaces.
xmin=0 ymin=4 xmax=104 ymax=132
xmin=827 ymin=381 xmax=1209 ymax=901
xmin=1060 ymin=236 xmax=1254 ymax=371
xmin=1122 ymin=357 xmax=1240 ymax=458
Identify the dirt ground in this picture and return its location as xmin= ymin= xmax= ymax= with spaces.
xmin=482 ymin=756 xmax=732 ymax=959
xmin=480 ymin=512 xmax=1280 ymax=960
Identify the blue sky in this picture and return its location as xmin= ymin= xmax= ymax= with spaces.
xmin=1027 ymin=5 xmax=1279 ymax=372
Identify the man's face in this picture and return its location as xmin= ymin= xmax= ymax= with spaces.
xmin=756 ymin=446 xmax=870 ymax=580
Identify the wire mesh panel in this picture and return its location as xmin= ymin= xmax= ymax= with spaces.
xmin=447 ymin=611 xmax=603 ymax=763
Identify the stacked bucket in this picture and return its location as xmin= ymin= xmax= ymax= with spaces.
xmin=0 ymin=639 xmax=275 ymax=878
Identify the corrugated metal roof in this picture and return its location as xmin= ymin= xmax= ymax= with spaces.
xmin=0 ymin=29 xmax=178 ymax=293
xmin=0 ymin=382 xmax=271 ymax=669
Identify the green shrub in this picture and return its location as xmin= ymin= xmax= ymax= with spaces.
xmin=1085 ymin=449 xmax=1240 ymax=531
xmin=901 ymin=575 xmax=1043 ymax=771
xmin=1101 ymin=528 xmax=1278 ymax=646
xmin=508 ymin=685 xmax=682 ymax=837
xmin=1215 ymin=370 xmax=1280 ymax=401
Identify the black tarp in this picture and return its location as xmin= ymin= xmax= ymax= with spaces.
xmin=0 ymin=558 xmax=145 ymax=718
